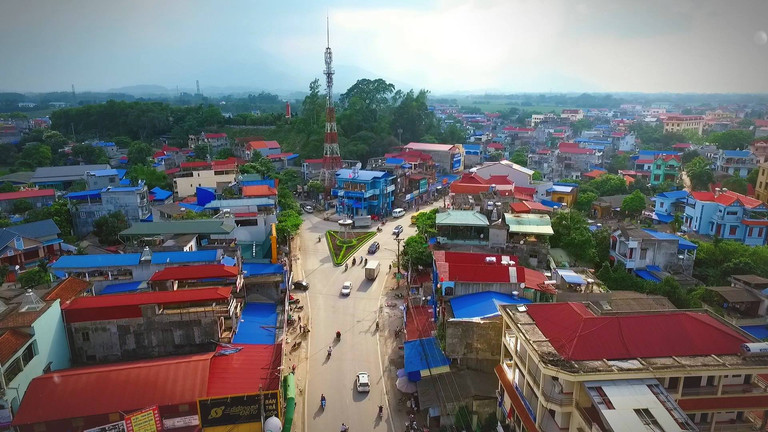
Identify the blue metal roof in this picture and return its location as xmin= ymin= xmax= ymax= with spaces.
xmin=635 ymin=269 xmax=662 ymax=282
xmin=741 ymin=325 xmax=768 ymax=339
xmin=232 ymin=302 xmax=278 ymax=345
xmin=285 ymin=154 xmax=299 ymax=160
xmin=99 ymin=281 xmax=147 ymax=295
xmin=540 ymin=199 xmax=562 ymax=208
xmin=656 ymin=190 xmax=689 ymax=200
xmin=642 ymin=229 xmax=697 ymax=250
xmin=93 ymin=141 xmax=116 ymax=147
xmin=220 ymin=256 xmax=236 ymax=266
xmin=150 ymin=187 xmax=173 ymax=201
xmin=89 ymin=169 xmax=119 ymax=177
xmin=119 ymin=178 xmax=132 ymax=186
xmin=116 ymin=169 xmax=127 ymax=179
xmin=463 ymin=144 xmax=481 ymax=151
xmin=52 ymin=253 xmax=142 ymax=269
xmin=450 ymin=291 xmax=531 ymax=319
xmin=654 ymin=212 xmax=674 ymax=223
xmin=557 ymin=269 xmax=586 ymax=285
xmin=243 ymin=263 xmax=284 ymax=277
xmin=723 ymin=150 xmax=752 ymax=157
xmin=240 ymin=179 xmax=276 ymax=188
xmin=150 ymin=250 xmax=218 ymax=264
xmin=65 ymin=189 xmax=102 ymax=200
xmin=179 ymin=203 xmax=204 ymax=212
xmin=335 ymin=169 xmax=390 ymax=181
xmin=403 ymin=337 xmax=450 ymax=382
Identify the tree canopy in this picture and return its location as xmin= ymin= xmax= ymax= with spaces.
xmin=621 ymin=190 xmax=647 ymax=218
xmin=550 ymin=211 xmax=596 ymax=264
xmin=93 ymin=211 xmax=129 ymax=245
xmin=685 ymin=156 xmax=714 ymax=191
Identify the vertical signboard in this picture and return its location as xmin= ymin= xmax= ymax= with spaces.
xmin=124 ymin=406 xmax=162 ymax=432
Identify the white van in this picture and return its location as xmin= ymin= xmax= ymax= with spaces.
xmin=392 ymin=208 xmax=405 ymax=218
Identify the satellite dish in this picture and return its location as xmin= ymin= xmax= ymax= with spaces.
xmin=519 ymin=283 xmax=526 ymax=289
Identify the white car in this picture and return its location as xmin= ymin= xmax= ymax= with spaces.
xmin=341 ymin=281 xmax=352 ymax=296
xmin=356 ymin=372 xmax=370 ymax=392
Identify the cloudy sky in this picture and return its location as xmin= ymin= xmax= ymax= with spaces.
xmin=1 ymin=0 xmax=768 ymax=94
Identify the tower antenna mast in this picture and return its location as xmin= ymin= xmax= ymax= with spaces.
xmin=319 ymin=15 xmax=342 ymax=194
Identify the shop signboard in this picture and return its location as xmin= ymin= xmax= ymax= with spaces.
xmin=198 ymin=391 xmax=280 ymax=428
xmin=84 ymin=421 xmax=127 ymax=432
xmin=124 ymin=406 xmax=162 ymax=432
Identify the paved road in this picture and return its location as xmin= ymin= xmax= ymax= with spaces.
xmin=298 ymin=210 xmax=419 ymax=432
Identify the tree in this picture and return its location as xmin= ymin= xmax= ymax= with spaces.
xmin=93 ymin=211 xmax=129 ymax=245
xmin=215 ymin=148 xmax=234 ymax=160
xmin=511 ymin=149 xmax=528 ymax=167
xmin=621 ymin=190 xmax=647 ymax=218
xmin=25 ymin=200 xmax=73 ymax=238
xmin=592 ymin=228 xmax=611 ymax=267
xmin=112 ymin=136 xmax=133 ymax=149
xmin=550 ymin=211 xmax=596 ymax=264
xmin=571 ymin=118 xmax=594 ymax=136
xmin=686 ymin=156 xmax=714 ymax=191
xmin=307 ymin=180 xmax=325 ymax=198
xmin=11 ymin=199 xmax=33 ymax=215
xmin=127 ymin=141 xmax=153 ymax=165
xmin=126 ymin=164 xmax=171 ymax=190
xmin=606 ymin=153 xmax=630 ymax=173
xmin=70 ymin=143 xmax=109 ymax=164
xmin=440 ymin=123 xmax=465 ymax=144
xmin=588 ymin=174 xmax=627 ymax=196
xmin=0 ymin=264 xmax=9 ymax=283
xmin=574 ymin=191 xmax=598 ymax=213
xmin=239 ymin=158 xmax=276 ymax=178
xmin=414 ymin=209 xmax=438 ymax=239
xmin=487 ymin=151 xmax=503 ymax=162
xmin=746 ymin=168 xmax=759 ymax=187
xmin=17 ymin=143 xmax=52 ymax=169
xmin=275 ymin=209 xmax=303 ymax=243
xmin=300 ymin=79 xmax=324 ymax=131
xmin=401 ymin=235 xmax=433 ymax=269
xmin=670 ymin=213 xmax=683 ymax=233
xmin=17 ymin=268 xmax=50 ymax=289
xmin=721 ymin=176 xmax=748 ymax=195
xmin=681 ymin=150 xmax=701 ymax=165
xmin=709 ymin=130 xmax=754 ymax=150
xmin=0 ymin=182 xmax=15 ymax=193
xmin=532 ymin=170 xmax=543 ymax=181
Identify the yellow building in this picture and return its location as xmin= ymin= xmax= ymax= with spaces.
xmin=756 ymin=162 xmax=768 ymax=204
xmin=547 ymin=183 xmax=578 ymax=208
xmin=496 ymin=302 xmax=768 ymax=432
xmin=173 ymin=166 xmax=237 ymax=198
xmin=662 ymin=115 xmax=705 ymax=135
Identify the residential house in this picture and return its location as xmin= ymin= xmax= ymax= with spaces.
xmin=65 ymin=182 xmax=150 ymax=237
xmin=301 ymin=158 xmax=324 ymax=181
xmin=683 ymin=190 xmax=768 ymax=246
xmin=592 ymin=194 xmax=636 ymax=219
xmin=84 ymin=168 xmax=127 ymax=189
xmin=715 ymin=150 xmax=759 ymax=178
xmin=651 ymin=189 xmax=688 ymax=223
xmin=188 ymin=132 xmax=229 ymax=151
xmin=650 ymin=154 xmax=682 ymax=186
xmin=750 ymin=140 xmax=768 ymax=163
xmin=530 ymin=113 xmax=557 ymax=127
xmin=613 ymin=131 xmax=637 ymax=152
xmin=554 ymin=142 xmax=601 ymax=181
xmin=11 ymin=344 xmax=282 ymax=432
xmin=0 ymin=220 xmax=62 ymax=277
xmin=367 ymin=149 xmax=437 ymax=209
xmin=332 ymin=169 xmax=394 ymax=217
xmin=545 ymin=183 xmax=578 ymax=208
xmin=472 ymin=160 xmax=541 ymax=192
xmin=632 ymin=150 xmax=680 ymax=174
xmin=560 ymin=109 xmax=584 ymax=121
xmin=755 ymin=162 xmax=768 ymax=204
xmin=91 ymin=141 xmax=119 ymax=158
xmin=0 ymin=289 xmax=71 ymax=418
xmin=119 ymin=220 xmax=236 ymax=250
xmin=497 ymin=302 xmax=768 ymax=432
xmin=62 ymin=287 xmax=239 ymax=363
xmin=662 ymin=114 xmax=705 ymax=134
xmin=30 ymin=164 xmax=111 ymax=189
xmin=172 ymin=161 xmax=237 ymax=198
xmin=610 ymin=226 xmax=697 ymax=276
xmin=404 ymin=142 xmax=464 ymax=173
xmin=238 ymin=140 xmax=281 ymax=160
xmin=527 ymin=150 xmax=553 ymax=180
xmin=449 ymin=173 xmax=516 ymax=211
xmin=0 ymin=189 xmax=55 ymax=214
xmin=266 ymin=152 xmax=299 ymax=171
xmin=204 ymin=197 xmax=277 ymax=246
xmin=432 ymin=251 xmax=525 ymax=297
xmin=463 ymin=144 xmax=483 ymax=167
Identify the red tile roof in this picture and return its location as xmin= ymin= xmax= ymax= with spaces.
xmin=513 ymin=186 xmax=536 ymax=201
xmin=754 ymin=119 xmax=768 ymax=128
xmin=0 ymin=303 xmax=50 ymax=330
xmin=487 ymin=143 xmax=504 ymax=150
xmin=0 ymin=189 xmax=55 ymax=201
xmin=12 ymin=352 xmax=212 ymax=426
xmin=655 ymin=154 xmax=681 ymax=162
xmin=582 ymin=169 xmax=607 ymax=179
xmin=510 ymin=202 xmax=530 ymax=213
xmin=690 ymin=191 xmax=715 ymax=201
xmin=439 ymin=263 xmax=524 ymax=283
xmin=211 ymin=157 xmax=247 ymax=168
xmin=526 ymin=302 xmax=748 ymax=361
xmin=44 ymin=277 xmax=91 ymax=303
xmin=164 ymin=168 xmax=180 ymax=175
xmin=247 ymin=140 xmax=281 ymax=150
xmin=694 ymin=190 xmax=765 ymax=209
xmin=152 ymin=151 xmax=166 ymax=158
xmin=242 ymin=185 xmax=277 ymax=197
xmin=234 ymin=212 xmax=259 ymax=218
xmin=434 ymin=251 xmax=519 ymax=266
xmin=149 ymin=265 xmax=239 ymax=281
xmin=0 ymin=329 xmax=31 ymax=365
xmin=623 ymin=175 xmax=636 ymax=184
xmin=62 ymin=287 xmax=232 ymax=323
xmin=207 ymin=344 xmax=282 ymax=395
xmin=405 ymin=305 xmax=436 ymax=341
xmin=450 ymin=183 xmax=490 ymax=194
xmin=162 ymin=145 xmax=180 ymax=152
xmin=204 ymin=133 xmax=227 ymax=139
xmin=180 ymin=161 xmax=211 ymax=169
xmin=536 ymin=149 xmax=551 ymax=154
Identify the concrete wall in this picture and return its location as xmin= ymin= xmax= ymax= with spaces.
xmin=0 ymin=195 xmax=55 ymax=213
xmin=174 ymin=169 xmax=236 ymax=198
xmin=445 ymin=317 xmax=503 ymax=370
xmin=68 ymin=305 xmax=224 ymax=364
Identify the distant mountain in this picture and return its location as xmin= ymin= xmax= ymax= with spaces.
xmin=106 ymin=84 xmax=173 ymax=96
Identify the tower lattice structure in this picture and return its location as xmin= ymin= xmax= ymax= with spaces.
xmin=320 ymin=18 xmax=342 ymax=191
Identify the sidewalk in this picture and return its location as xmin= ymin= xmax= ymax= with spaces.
xmin=283 ymin=236 xmax=309 ymax=432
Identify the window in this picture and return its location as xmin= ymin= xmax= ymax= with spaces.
xmin=659 ymin=202 xmax=664 ymax=208
xmin=729 ymin=226 xmax=737 ymax=236
xmin=21 ymin=342 xmax=36 ymax=365
xmin=749 ymin=227 xmax=754 ymax=237
xmin=81 ymin=331 xmax=90 ymax=342
xmin=634 ymin=408 xmax=663 ymax=431
xmin=726 ymin=210 xmax=738 ymax=216
xmin=3 ymin=358 xmax=22 ymax=384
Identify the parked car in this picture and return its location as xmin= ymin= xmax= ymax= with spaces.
xmin=392 ymin=208 xmax=405 ymax=218
xmin=303 ymin=205 xmax=314 ymax=213
xmin=367 ymin=241 xmax=380 ymax=254
xmin=356 ymin=372 xmax=370 ymax=392
xmin=341 ymin=281 xmax=352 ymax=296
xmin=292 ymin=280 xmax=309 ymax=291
xmin=392 ymin=225 xmax=403 ymax=236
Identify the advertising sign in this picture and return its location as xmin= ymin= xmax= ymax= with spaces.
xmin=198 ymin=391 xmax=280 ymax=428
xmin=124 ymin=406 xmax=162 ymax=432
xmin=451 ymin=152 xmax=462 ymax=172
xmin=419 ymin=179 xmax=428 ymax=193
xmin=84 ymin=421 xmax=127 ymax=432
xmin=163 ymin=415 xmax=200 ymax=430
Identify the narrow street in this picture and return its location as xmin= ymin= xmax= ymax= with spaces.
xmin=290 ymin=208 xmax=421 ymax=432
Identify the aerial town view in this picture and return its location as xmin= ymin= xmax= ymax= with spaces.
xmin=2 ymin=1 xmax=768 ymax=432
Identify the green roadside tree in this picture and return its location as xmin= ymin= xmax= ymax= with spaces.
xmin=550 ymin=210 xmax=596 ymax=264
xmin=275 ymin=209 xmax=303 ymax=243
xmin=709 ymin=130 xmax=754 ymax=150
xmin=414 ymin=208 xmax=438 ymax=239
xmin=401 ymin=235 xmax=433 ymax=269
xmin=588 ymin=174 xmax=627 ymax=196
xmin=126 ymin=164 xmax=171 ymax=190
xmin=18 ymin=268 xmax=50 ymax=288
xmin=747 ymin=168 xmax=759 ymax=187
xmin=621 ymin=190 xmax=647 ymax=218
xmin=93 ymin=211 xmax=129 ymax=245
xmin=11 ymin=199 xmax=33 ymax=215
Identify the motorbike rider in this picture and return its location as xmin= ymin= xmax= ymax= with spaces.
xmin=340 ymin=424 xmax=349 ymax=432
xmin=321 ymin=394 xmax=326 ymax=404
xmin=352 ymin=257 xmax=356 ymax=266
xmin=336 ymin=330 xmax=341 ymax=339
xmin=327 ymin=346 xmax=333 ymax=357
xmin=378 ymin=405 xmax=383 ymax=416
xmin=344 ymin=263 xmax=348 ymax=271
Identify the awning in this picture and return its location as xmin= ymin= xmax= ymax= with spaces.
xmin=557 ymin=269 xmax=585 ymax=285
xmin=635 ymin=270 xmax=662 ymax=282
xmin=403 ymin=337 xmax=450 ymax=382
xmin=654 ymin=212 xmax=674 ymax=223
xmin=99 ymin=281 xmax=148 ymax=295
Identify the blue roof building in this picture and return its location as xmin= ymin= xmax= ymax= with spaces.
xmin=715 ymin=149 xmax=759 ymax=179
xmin=610 ymin=226 xmax=697 ymax=279
xmin=65 ymin=182 xmax=151 ymax=237
xmin=333 ymin=169 xmax=395 ymax=217
xmin=652 ymin=190 xmax=689 ymax=223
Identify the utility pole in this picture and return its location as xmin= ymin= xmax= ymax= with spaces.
xmin=395 ymin=237 xmax=403 ymax=290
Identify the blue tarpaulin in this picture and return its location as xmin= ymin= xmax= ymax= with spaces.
xmin=52 ymin=254 xmax=142 ymax=269
xmin=150 ymin=187 xmax=173 ymax=201
xmin=557 ymin=269 xmax=586 ymax=285
xmin=100 ymin=281 xmax=147 ymax=295
xmin=65 ymin=189 xmax=102 ymax=200
xmin=741 ymin=325 xmax=768 ymax=339
xmin=450 ymin=291 xmax=531 ymax=319
xmin=242 ymin=263 xmax=284 ymax=277
xmin=540 ymin=199 xmax=562 ymax=208
xmin=642 ymin=229 xmax=697 ymax=250
xmin=403 ymin=337 xmax=450 ymax=382
xmin=220 ymin=256 xmax=237 ymax=266
xmin=151 ymin=250 xmax=218 ymax=264
xmin=233 ymin=302 xmax=278 ymax=345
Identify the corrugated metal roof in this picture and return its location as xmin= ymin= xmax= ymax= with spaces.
xmin=204 ymin=198 xmax=275 ymax=209
xmin=207 ymin=344 xmax=282 ymax=396
xmin=149 ymin=265 xmax=238 ymax=281
xmin=435 ymin=210 xmax=489 ymax=227
xmin=150 ymin=250 xmax=219 ymax=264
xmin=0 ymin=188 xmax=55 ymax=201
xmin=120 ymin=220 xmax=236 ymax=236
xmin=450 ymin=291 xmax=530 ymax=320
xmin=51 ymin=254 xmax=141 ymax=269
xmin=504 ymin=213 xmax=554 ymax=235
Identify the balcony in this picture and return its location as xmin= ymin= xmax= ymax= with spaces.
xmin=539 ymin=409 xmax=569 ymax=432
xmin=504 ymin=330 xmax=516 ymax=353
xmin=681 ymin=385 xmax=718 ymax=397
xmin=693 ymin=420 xmax=758 ymax=432
xmin=541 ymin=387 xmax=574 ymax=406
xmin=721 ymin=382 xmax=768 ymax=395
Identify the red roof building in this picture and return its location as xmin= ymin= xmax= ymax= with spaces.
xmin=44 ymin=277 xmax=91 ymax=303
xmin=405 ymin=305 xmax=436 ymax=342
xmin=0 ymin=189 xmax=55 ymax=202
xmin=180 ymin=161 xmax=211 ymax=169
xmin=242 ymin=185 xmax=278 ymax=197
xmin=525 ymin=302 xmax=748 ymax=361
xmin=204 ymin=133 xmax=227 ymax=139
xmin=149 ymin=265 xmax=239 ymax=282
xmin=0 ymin=329 xmax=32 ymax=365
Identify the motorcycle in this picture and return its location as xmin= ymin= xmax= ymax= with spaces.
xmin=336 ymin=330 xmax=341 ymax=340
xmin=291 ymin=340 xmax=302 ymax=350
xmin=378 ymin=405 xmax=383 ymax=418
xmin=327 ymin=346 xmax=333 ymax=359
xmin=321 ymin=395 xmax=326 ymax=410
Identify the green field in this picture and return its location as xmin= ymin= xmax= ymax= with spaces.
xmin=455 ymin=99 xmax=563 ymax=114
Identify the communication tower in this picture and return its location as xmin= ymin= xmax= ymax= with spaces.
xmin=319 ymin=16 xmax=342 ymax=191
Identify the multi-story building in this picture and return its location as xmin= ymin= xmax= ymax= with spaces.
xmin=0 ymin=189 xmax=55 ymax=214
xmin=84 ymin=168 xmax=126 ymax=190
xmin=683 ymin=190 xmax=768 ymax=246
xmin=750 ymin=140 xmax=768 ymax=163
xmin=560 ymin=109 xmax=584 ymax=121
xmin=65 ymin=182 xmax=151 ymax=237
xmin=554 ymin=142 xmax=601 ymax=181
xmin=29 ymin=164 xmax=111 ymax=190
xmin=527 ymin=150 xmax=554 ymax=180
xmin=367 ymin=150 xmax=437 ymax=209
xmin=610 ymin=226 xmax=697 ymax=276
xmin=332 ymin=168 xmax=394 ymax=217
xmin=755 ymin=162 xmax=768 ymax=204
xmin=715 ymin=150 xmax=759 ymax=178
xmin=652 ymin=190 xmax=689 ymax=222
xmin=0 ymin=288 xmax=71 ymax=419
xmin=235 ymin=140 xmax=281 ymax=160
xmin=0 ymin=220 xmax=63 ymax=278
xmin=650 ymin=154 xmax=682 ymax=186
xmin=172 ymin=161 xmax=237 ymax=198
xmin=61 ymin=287 xmax=238 ymax=364
xmin=662 ymin=115 xmax=705 ymax=135
xmin=91 ymin=141 xmax=120 ymax=158
xmin=497 ymin=302 xmax=768 ymax=432
xmin=404 ymin=142 xmax=464 ymax=173
xmin=203 ymin=197 xmax=277 ymax=245
xmin=188 ymin=132 xmax=229 ymax=151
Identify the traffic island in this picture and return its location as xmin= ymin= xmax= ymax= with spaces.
xmin=326 ymin=230 xmax=376 ymax=266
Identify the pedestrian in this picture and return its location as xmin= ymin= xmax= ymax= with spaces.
xmin=298 ymin=315 xmax=302 ymax=326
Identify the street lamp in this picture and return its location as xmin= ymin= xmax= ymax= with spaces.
xmin=398 ymin=128 xmax=403 ymax=145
